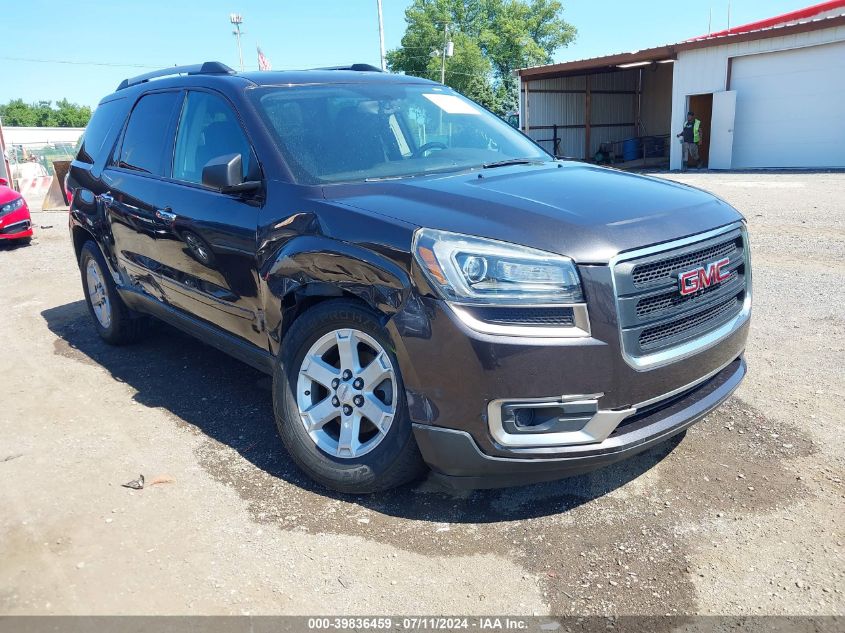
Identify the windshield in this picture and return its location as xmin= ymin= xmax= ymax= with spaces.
xmin=250 ymin=83 xmax=550 ymax=184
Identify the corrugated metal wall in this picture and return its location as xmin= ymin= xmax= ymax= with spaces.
xmin=640 ymin=63 xmax=673 ymax=136
xmin=520 ymin=69 xmax=641 ymax=159
xmin=519 ymin=75 xmax=586 ymax=157
xmin=590 ymin=71 xmax=638 ymax=158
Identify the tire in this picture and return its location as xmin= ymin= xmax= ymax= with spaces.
xmin=79 ymin=240 xmax=147 ymax=345
xmin=273 ymin=299 xmax=426 ymax=493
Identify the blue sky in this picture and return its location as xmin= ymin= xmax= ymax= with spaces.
xmin=1 ymin=0 xmax=811 ymax=108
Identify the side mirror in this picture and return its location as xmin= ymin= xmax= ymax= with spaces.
xmin=0 ymin=177 xmax=8 ymax=187
xmin=202 ymin=153 xmax=243 ymax=189
xmin=201 ymin=154 xmax=261 ymax=193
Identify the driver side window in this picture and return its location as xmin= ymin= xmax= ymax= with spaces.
xmin=172 ymin=91 xmax=254 ymax=185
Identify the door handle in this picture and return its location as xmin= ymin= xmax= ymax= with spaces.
xmin=100 ymin=193 xmax=114 ymax=205
xmin=155 ymin=208 xmax=177 ymax=223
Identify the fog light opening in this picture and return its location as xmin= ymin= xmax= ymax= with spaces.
xmin=500 ymin=400 xmax=599 ymax=436
xmin=512 ymin=407 xmax=536 ymax=428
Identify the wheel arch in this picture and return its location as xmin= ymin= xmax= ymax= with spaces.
xmin=279 ymin=285 xmax=371 ymax=343
xmin=261 ymin=235 xmax=414 ymax=354
xmin=71 ymin=224 xmax=97 ymax=262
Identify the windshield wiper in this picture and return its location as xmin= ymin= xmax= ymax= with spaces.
xmin=364 ymin=164 xmax=479 ymax=182
xmin=364 ymin=175 xmax=408 ymax=182
xmin=481 ymin=158 xmax=543 ymax=169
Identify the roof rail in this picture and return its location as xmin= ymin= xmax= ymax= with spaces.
xmin=315 ymin=64 xmax=384 ymax=73
xmin=116 ymin=61 xmax=235 ymax=91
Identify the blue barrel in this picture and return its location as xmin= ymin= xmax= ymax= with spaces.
xmin=622 ymin=137 xmax=643 ymax=161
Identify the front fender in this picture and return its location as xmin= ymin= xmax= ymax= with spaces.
xmin=262 ymin=235 xmax=413 ymax=347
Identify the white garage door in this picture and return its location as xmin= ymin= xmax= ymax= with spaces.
xmin=731 ymin=40 xmax=845 ymax=168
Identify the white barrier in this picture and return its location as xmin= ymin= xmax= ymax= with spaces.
xmin=15 ymin=176 xmax=52 ymax=198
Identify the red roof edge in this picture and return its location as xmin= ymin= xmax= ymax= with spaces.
xmin=688 ymin=0 xmax=845 ymax=40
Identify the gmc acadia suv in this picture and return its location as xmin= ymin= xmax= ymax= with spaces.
xmin=67 ymin=62 xmax=751 ymax=493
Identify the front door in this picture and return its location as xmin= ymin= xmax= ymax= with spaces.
xmin=152 ymin=89 xmax=264 ymax=346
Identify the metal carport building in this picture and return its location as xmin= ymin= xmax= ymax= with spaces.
xmin=515 ymin=1 xmax=845 ymax=170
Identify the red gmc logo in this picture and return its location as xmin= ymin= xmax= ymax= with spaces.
xmin=678 ymin=258 xmax=731 ymax=296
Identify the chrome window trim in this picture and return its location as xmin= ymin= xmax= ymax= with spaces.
xmin=448 ymin=303 xmax=591 ymax=338
xmin=609 ymin=222 xmax=751 ymax=371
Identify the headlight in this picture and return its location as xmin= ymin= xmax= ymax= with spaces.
xmin=0 ymin=197 xmax=25 ymax=216
xmin=413 ymin=228 xmax=584 ymax=305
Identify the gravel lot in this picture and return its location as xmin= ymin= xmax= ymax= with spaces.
xmin=0 ymin=171 xmax=842 ymax=617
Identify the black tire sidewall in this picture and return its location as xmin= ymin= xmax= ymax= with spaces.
xmin=273 ymin=301 xmax=419 ymax=492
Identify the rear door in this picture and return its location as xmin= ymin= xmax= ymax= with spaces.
xmin=101 ymin=90 xmax=182 ymax=299
xmin=152 ymin=89 xmax=264 ymax=346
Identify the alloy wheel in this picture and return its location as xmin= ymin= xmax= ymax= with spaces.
xmin=296 ymin=328 xmax=397 ymax=458
xmin=86 ymin=259 xmax=112 ymax=329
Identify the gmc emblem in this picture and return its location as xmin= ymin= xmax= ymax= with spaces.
xmin=678 ymin=258 xmax=731 ymax=296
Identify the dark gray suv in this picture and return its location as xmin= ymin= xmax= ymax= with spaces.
xmin=67 ymin=62 xmax=751 ymax=493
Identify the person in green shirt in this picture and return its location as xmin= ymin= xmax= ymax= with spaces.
xmin=677 ymin=111 xmax=703 ymax=170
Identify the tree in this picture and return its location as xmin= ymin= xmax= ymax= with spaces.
xmin=0 ymin=99 xmax=91 ymax=127
xmin=387 ymin=0 xmax=576 ymax=115
xmin=54 ymin=99 xmax=92 ymax=127
xmin=0 ymin=99 xmax=38 ymax=127
xmin=388 ymin=28 xmax=493 ymax=102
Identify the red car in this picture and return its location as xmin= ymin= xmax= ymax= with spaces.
xmin=0 ymin=177 xmax=33 ymax=243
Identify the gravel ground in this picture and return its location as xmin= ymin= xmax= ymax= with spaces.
xmin=0 ymin=171 xmax=842 ymax=617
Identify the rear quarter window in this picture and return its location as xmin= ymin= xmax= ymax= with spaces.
xmin=76 ymin=98 xmax=127 ymax=165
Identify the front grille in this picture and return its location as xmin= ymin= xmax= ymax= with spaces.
xmin=639 ymin=294 xmax=742 ymax=350
xmin=631 ymin=238 xmax=739 ymax=287
xmin=612 ymin=225 xmax=750 ymax=362
xmin=636 ymin=269 xmax=739 ymax=319
xmin=1 ymin=220 xmax=31 ymax=234
xmin=464 ymin=306 xmax=575 ymax=327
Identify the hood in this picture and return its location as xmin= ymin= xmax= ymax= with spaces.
xmin=323 ymin=162 xmax=743 ymax=263
xmin=0 ymin=184 xmax=22 ymax=206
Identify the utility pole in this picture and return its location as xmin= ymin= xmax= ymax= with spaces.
xmin=440 ymin=23 xmax=449 ymax=84
xmin=230 ymin=13 xmax=245 ymax=72
xmin=727 ymin=0 xmax=732 ymax=33
xmin=376 ymin=0 xmax=387 ymax=71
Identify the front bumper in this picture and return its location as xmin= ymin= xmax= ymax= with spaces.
xmin=413 ymin=356 xmax=746 ymax=489
xmin=389 ymin=250 xmax=749 ymax=487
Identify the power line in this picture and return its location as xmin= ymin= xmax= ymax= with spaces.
xmin=2 ymin=54 xmax=491 ymax=81
xmin=396 ymin=55 xmax=493 ymax=80
xmin=0 ymin=56 xmax=163 ymax=69
xmin=406 ymin=67 xmax=493 ymax=80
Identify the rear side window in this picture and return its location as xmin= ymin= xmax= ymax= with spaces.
xmin=117 ymin=92 xmax=181 ymax=175
xmin=172 ymin=91 xmax=253 ymax=184
xmin=76 ymin=98 xmax=126 ymax=164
